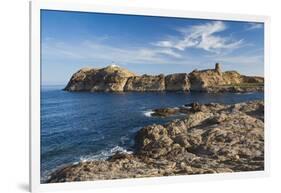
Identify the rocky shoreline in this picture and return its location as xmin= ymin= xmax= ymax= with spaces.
xmin=64 ymin=63 xmax=264 ymax=93
xmin=46 ymin=100 xmax=264 ymax=183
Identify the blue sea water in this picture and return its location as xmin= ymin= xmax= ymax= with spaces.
xmin=41 ymin=85 xmax=264 ymax=181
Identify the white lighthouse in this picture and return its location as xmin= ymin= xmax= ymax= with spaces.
xmin=108 ymin=62 xmax=119 ymax=68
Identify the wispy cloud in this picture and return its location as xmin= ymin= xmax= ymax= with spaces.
xmin=42 ymin=38 xmax=190 ymax=67
xmin=42 ymin=21 xmax=262 ymax=75
xmin=42 ymin=37 xmax=262 ymax=69
xmin=246 ymin=23 xmax=263 ymax=31
xmin=153 ymin=21 xmax=244 ymax=54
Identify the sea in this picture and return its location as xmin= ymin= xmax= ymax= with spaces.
xmin=41 ymin=85 xmax=264 ymax=181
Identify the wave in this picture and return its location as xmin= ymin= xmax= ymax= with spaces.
xmin=181 ymin=104 xmax=192 ymax=109
xmin=80 ymin=146 xmax=133 ymax=162
xmin=42 ymin=146 xmax=132 ymax=182
xmin=130 ymin=126 xmax=142 ymax=133
xmin=120 ymin=135 xmax=130 ymax=145
xmin=143 ymin=110 xmax=154 ymax=117
xmin=235 ymin=92 xmax=254 ymax=95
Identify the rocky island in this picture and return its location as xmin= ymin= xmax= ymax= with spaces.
xmin=46 ymin=100 xmax=264 ymax=183
xmin=64 ymin=63 xmax=264 ymax=93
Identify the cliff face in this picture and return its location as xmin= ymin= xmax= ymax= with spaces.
xmin=64 ymin=67 xmax=97 ymax=91
xmin=188 ymin=63 xmax=263 ymax=92
xmin=189 ymin=70 xmax=245 ymax=91
xmin=64 ymin=63 xmax=264 ymax=92
xmin=241 ymin=75 xmax=264 ymax=83
xmin=189 ymin=69 xmax=225 ymax=91
xmin=124 ymin=75 xmax=165 ymax=92
xmin=165 ymin=73 xmax=190 ymax=91
xmin=64 ymin=65 xmax=135 ymax=92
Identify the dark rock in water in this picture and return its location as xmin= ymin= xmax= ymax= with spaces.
xmin=151 ymin=107 xmax=180 ymax=117
xmin=46 ymin=100 xmax=264 ymax=183
xmin=64 ymin=63 xmax=264 ymax=93
xmin=189 ymin=102 xmax=201 ymax=112
xmin=150 ymin=104 xmax=199 ymax=117
xmin=182 ymin=102 xmax=207 ymax=112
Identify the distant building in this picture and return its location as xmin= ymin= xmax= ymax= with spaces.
xmin=215 ymin=63 xmax=222 ymax=75
xmin=108 ymin=62 xmax=119 ymax=68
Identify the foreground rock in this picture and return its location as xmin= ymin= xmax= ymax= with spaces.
xmin=46 ymin=100 xmax=264 ymax=183
xmin=64 ymin=63 xmax=264 ymax=93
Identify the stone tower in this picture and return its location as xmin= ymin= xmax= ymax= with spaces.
xmin=215 ymin=63 xmax=222 ymax=75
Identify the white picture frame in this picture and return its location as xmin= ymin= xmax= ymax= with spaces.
xmin=29 ymin=0 xmax=270 ymax=192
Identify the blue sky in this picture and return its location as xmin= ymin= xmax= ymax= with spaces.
xmin=41 ymin=10 xmax=264 ymax=85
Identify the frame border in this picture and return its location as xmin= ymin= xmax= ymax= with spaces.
xmin=30 ymin=0 xmax=270 ymax=192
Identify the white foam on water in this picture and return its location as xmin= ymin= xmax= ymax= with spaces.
xmin=181 ymin=105 xmax=192 ymax=109
xmin=235 ymin=92 xmax=254 ymax=95
xmin=120 ymin=135 xmax=129 ymax=145
xmin=143 ymin=110 xmax=154 ymax=117
xmin=79 ymin=146 xmax=133 ymax=162
xmin=130 ymin=126 xmax=142 ymax=133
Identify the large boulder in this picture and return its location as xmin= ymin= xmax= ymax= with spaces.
xmin=151 ymin=107 xmax=180 ymax=117
xmin=135 ymin=100 xmax=264 ymax=162
xmin=124 ymin=74 xmax=165 ymax=92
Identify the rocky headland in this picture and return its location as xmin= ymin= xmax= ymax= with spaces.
xmin=46 ymin=100 xmax=264 ymax=183
xmin=64 ymin=63 xmax=264 ymax=93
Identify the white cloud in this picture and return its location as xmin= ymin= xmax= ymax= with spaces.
xmin=153 ymin=21 xmax=244 ymax=53
xmin=247 ymin=23 xmax=263 ymax=31
xmin=42 ymin=37 xmax=263 ymax=76
xmin=42 ymin=38 xmax=188 ymax=67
